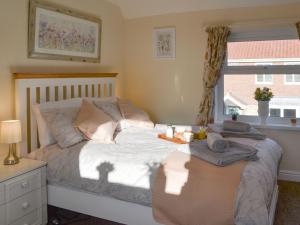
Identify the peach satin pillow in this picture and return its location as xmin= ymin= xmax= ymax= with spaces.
xmin=118 ymin=99 xmax=154 ymax=129
xmin=74 ymin=99 xmax=117 ymax=143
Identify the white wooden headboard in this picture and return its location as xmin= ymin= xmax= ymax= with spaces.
xmin=14 ymin=73 xmax=118 ymax=156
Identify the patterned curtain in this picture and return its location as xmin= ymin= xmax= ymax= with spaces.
xmin=297 ymin=22 xmax=300 ymax=39
xmin=196 ymin=26 xmax=230 ymax=126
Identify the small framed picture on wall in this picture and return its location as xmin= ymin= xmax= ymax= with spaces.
xmin=153 ymin=27 xmax=176 ymax=59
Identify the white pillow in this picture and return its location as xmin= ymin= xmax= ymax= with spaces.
xmin=32 ymin=104 xmax=56 ymax=148
xmin=33 ymin=97 xmax=117 ymax=148
xmin=74 ymin=99 xmax=117 ymax=143
xmin=118 ymin=99 xmax=154 ymax=129
xmin=41 ymin=107 xmax=84 ymax=148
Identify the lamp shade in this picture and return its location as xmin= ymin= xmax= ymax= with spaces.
xmin=0 ymin=120 xmax=22 ymax=144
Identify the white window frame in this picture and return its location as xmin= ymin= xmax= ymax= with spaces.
xmin=284 ymin=74 xmax=300 ymax=85
xmin=284 ymin=62 xmax=300 ymax=85
xmin=270 ymin=108 xmax=281 ymax=117
xmin=255 ymin=74 xmax=273 ymax=84
xmin=215 ymin=26 xmax=300 ymax=125
xmin=283 ymin=108 xmax=297 ymax=118
xmin=255 ymin=63 xmax=273 ymax=84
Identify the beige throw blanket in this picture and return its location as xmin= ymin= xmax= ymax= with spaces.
xmin=153 ymin=151 xmax=247 ymax=225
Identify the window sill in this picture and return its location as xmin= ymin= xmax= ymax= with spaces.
xmin=215 ymin=121 xmax=300 ymax=131
xmin=252 ymin=123 xmax=300 ymax=131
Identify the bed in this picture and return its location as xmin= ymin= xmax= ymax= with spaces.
xmin=14 ymin=73 xmax=282 ymax=225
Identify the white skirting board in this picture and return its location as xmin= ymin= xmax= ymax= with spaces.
xmin=279 ymin=170 xmax=300 ymax=182
xmin=48 ymin=184 xmax=278 ymax=225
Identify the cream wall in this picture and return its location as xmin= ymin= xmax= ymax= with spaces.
xmin=124 ymin=3 xmax=300 ymax=124
xmin=0 ymin=0 xmax=124 ymax=121
xmin=124 ymin=3 xmax=300 ymax=172
xmin=0 ymin=0 xmax=124 ymax=155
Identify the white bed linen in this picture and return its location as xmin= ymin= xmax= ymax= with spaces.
xmin=28 ymin=125 xmax=282 ymax=225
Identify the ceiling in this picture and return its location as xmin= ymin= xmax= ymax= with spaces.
xmin=107 ymin=0 xmax=300 ymax=19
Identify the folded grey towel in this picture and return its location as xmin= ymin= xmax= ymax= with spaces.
xmin=223 ymin=120 xmax=251 ymax=132
xmin=178 ymin=140 xmax=258 ymax=167
xmin=207 ymin=132 xmax=229 ymax=153
xmin=209 ymin=124 xmax=266 ymax=140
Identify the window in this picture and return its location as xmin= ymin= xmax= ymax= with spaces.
xmin=270 ymin=108 xmax=281 ymax=117
xmin=256 ymin=74 xmax=273 ymax=84
xmin=215 ymin=27 xmax=300 ymax=125
xmin=284 ymin=74 xmax=300 ymax=84
xmin=284 ymin=109 xmax=296 ymax=118
xmin=284 ymin=62 xmax=300 ymax=84
xmin=255 ymin=63 xmax=273 ymax=84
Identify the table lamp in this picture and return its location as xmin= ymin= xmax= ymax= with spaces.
xmin=0 ymin=120 xmax=22 ymax=165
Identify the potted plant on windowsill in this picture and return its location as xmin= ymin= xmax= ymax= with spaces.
xmin=254 ymin=87 xmax=274 ymax=125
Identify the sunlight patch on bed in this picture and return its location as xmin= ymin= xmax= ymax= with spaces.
xmin=78 ymin=142 xmax=152 ymax=189
xmin=163 ymin=154 xmax=190 ymax=195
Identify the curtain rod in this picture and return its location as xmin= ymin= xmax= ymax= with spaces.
xmin=202 ymin=17 xmax=300 ymax=30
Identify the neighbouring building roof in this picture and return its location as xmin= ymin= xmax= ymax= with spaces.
xmin=228 ymin=40 xmax=300 ymax=60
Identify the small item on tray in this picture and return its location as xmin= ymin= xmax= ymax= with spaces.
xmin=183 ymin=131 xmax=194 ymax=143
xmin=166 ymin=125 xmax=175 ymax=138
xmin=197 ymin=127 xmax=207 ymax=140
xmin=158 ymin=134 xmax=187 ymax=144
xmin=174 ymin=132 xmax=184 ymax=140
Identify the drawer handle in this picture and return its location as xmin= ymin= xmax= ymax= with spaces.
xmin=21 ymin=181 xmax=29 ymax=189
xmin=24 ymin=224 xmax=29 ymax=225
xmin=22 ymin=202 xmax=30 ymax=210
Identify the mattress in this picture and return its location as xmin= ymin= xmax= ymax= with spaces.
xmin=28 ymin=125 xmax=282 ymax=225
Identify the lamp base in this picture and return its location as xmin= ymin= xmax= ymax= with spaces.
xmin=4 ymin=143 xmax=19 ymax=165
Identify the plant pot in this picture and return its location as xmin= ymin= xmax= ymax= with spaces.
xmin=232 ymin=114 xmax=238 ymax=121
xmin=258 ymin=101 xmax=269 ymax=125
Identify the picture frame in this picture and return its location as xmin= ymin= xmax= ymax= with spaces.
xmin=153 ymin=27 xmax=176 ymax=59
xmin=28 ymin=0 xmax=102 ymax=63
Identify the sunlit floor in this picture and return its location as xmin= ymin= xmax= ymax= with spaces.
xmin=47 ymin=181 xmax=300 ymax=225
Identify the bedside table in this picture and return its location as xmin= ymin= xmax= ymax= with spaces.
xmin=0 ymin=158 xmax=47 ymax=225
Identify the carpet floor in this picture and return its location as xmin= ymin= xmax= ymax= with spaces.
xmin=47 ymin=181 xmax=300 ymax=225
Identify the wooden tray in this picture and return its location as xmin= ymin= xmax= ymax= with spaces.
xmin=158 ymin=134 xmax=187 ymax=144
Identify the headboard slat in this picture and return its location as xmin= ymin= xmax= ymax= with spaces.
xmin=15 ymin=73 xmax=118 ymax=156
xmin=63 ymin=86 xmax=67 ymax=100
xmin=98 ymin=84 xmax=101 ymax=98
xmin=26 ymin=88 xmax=31 ymax=153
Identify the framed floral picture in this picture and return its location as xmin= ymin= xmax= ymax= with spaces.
xmin=28 ymin=0 xmax=102 ymax=63
xmin=153 ymin=27 xmax=176 ymax=59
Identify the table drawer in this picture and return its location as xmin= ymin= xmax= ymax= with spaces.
xmin=0 ymin=183 xmax=5 ymax=205
xmin=5 ymin=170 xmax=41 ymax=202
xmin=10 ymin=208 xmax=42 ymax=225
xmin=0 ymin=204 xmax=5 ymax=225
xmin=6 ymin=189 xmax=42 ymax=224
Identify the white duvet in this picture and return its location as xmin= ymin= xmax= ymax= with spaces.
xmin=28 ymin=125 xmax=283 ymax=225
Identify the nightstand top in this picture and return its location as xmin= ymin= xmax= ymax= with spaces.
xmin=0 ymin=158 xmax=46 ymax=183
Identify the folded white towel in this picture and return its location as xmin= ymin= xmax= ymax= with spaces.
xmin=223 ymin=120 xmax=251 ymax=132
xmin=207 ymin=132 xmax=229 ymax=153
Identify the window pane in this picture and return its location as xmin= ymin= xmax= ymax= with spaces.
xmin=224 ymin=74 xmax=300 ymax=118
xmin=284 ymin=109 xmax=296 ymax=118
xmin=295 ymin=75 xmax=300 ymax=82
xmin=224 ymin=39 xmax=300 ymax=119
xmin=286 ymin=75 xmax=293 ymax=82
xmin=227 ymin=40 xmax=300 ymax=66
xmin=270 ymin=108 xmax=281 ymax=117
xmin=265 ymin=75 xmax=273 ymax=82
xmin=256 ymin=75 xmax=264 ymax=82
